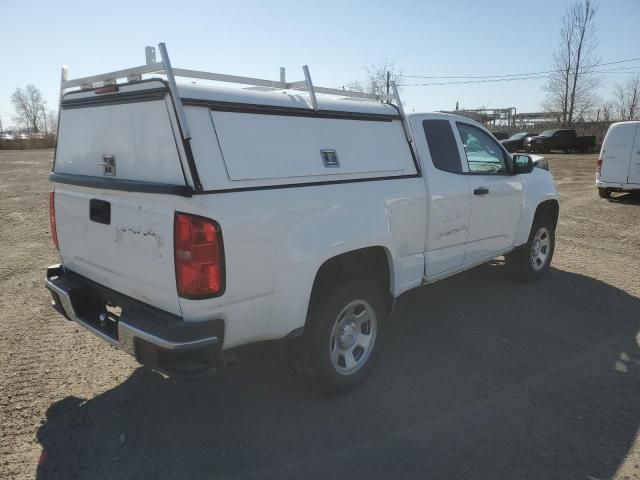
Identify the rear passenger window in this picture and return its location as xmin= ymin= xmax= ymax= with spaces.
xmin=422 ymin=120 xmax=463 ymax=174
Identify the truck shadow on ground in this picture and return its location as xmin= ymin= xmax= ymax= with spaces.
xmin=36 ymin=265 xmax=640 ymax=480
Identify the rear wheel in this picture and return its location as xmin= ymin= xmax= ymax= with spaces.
xmin=505 ymin=215 xmax=555 ymax=281
xmin=297 ymin=277 xmax=387 ymax=393
xmin=598 ymin=187 xmax=611 ymax=199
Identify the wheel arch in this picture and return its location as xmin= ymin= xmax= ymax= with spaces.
xmin=515 ymin=174 xmax=560 ymax=246
xmin=534 ymin=199 xmax=559 ymax=227
xmin=307 ymin=246 xmax=395 ymax=317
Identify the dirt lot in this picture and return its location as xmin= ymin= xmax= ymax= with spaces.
xmin=1 ymin=149 xmax=639 ymax=480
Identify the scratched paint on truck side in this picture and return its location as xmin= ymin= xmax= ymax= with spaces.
xmin=433 ymin=201 xmax=469 ymax=241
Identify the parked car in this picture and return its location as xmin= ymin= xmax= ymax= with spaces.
xmin=596 ymin=121 xmax=640 ymax=198
xmin=0 ymin=133 xmax=15 ymax=142
xmin=16 ymin=133 xmax=30 ymax=140
xmin=45 ymin=52 xmax=559 ymax=393
xmin=501 ymin=132 xmax=539 ymax=152
xmin=523 ymin=129 xmax=595 ymax=153
xmin=491 ymin=131 xmax=509 ymax=140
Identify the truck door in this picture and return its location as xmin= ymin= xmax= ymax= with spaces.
xmin=627 ymin=123 xmax=640 ymax=184
xmin=558 ymin=130 xmax=573 ymax=150
xmin=453 ymin=122 xmax=523 ymax=264
xmin=415 ymin=116 xmax=471 ymax=277
xmin=601 ymin=122 xmax=637 ymax=184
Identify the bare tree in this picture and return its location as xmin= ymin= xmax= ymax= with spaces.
xmin=597 ymin=99 xmax=615 ymax=122
xmin=614 ymin=73 xmax=640 ymax=121
xmin=11 ymin=85 xmax=46 ymax=134
xmin=46 ymin=109 xmax=59 ymax=135
xmin=347 ymin=60 xmax=403 ymax=96
xmin=543 ymin=0 xmax=599 ymax=126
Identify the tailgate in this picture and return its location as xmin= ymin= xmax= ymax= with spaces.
xmin=52 ymin=81 xmax=189 ymax=315
xmin=54 ymin=188 xmax=181 ymax=315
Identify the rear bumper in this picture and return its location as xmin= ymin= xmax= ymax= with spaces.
xmin=45 ymin=264 xmax=224 ymax=376
xmin=596 ymin=180 xmax=640 ymax=190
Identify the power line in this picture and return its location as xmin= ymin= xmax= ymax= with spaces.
xmin=399 ymin=57 xmax=640 ymax=80
xmin=400 ymin=66 xmax=640 ymax=87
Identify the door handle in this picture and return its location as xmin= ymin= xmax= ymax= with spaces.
xmin=474 ymin=187 xmax=490 ymax=195
xmin=90 ymin=199 xmax=111 ymax=225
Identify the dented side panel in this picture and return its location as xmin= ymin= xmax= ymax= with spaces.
xmin=424 ymin=173 xmax=471 ymax=276
xmin=55 ymin=186 xmax=181 ymax=315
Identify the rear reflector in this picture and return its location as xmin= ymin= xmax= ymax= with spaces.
xmin=174 ymin=213 xmax=224 ymax=299
xmin=49 ymin=191 xmax=59 ymax=250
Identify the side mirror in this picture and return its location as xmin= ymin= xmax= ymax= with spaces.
xmin=512 ymin=154 xmax=534 ymax=174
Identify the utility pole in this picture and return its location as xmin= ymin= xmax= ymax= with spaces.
xmin=386 ymin=71 xmax=390 ymax=95
xmin=41 ymin=105 xmax=47 ymax=135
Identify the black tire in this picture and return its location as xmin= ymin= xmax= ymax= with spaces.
xmin=598 ymin=187 xmax=611 ymax=199
xmin=505 ymin=215 xmax=555 ymax=281
xmin=297 ymin=277 xmax=387 ymax=394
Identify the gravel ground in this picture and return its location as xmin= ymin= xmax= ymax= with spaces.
xmin=1 ymin=149 xmax=639 ymax=480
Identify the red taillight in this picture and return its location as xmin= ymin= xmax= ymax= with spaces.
xmin=49 ymin=191 xmax=59 ymax=250
xmin=596 ymin=158 xmax=603 ymax=174
xmin=174 ymin=213 xmax=224 ymax=299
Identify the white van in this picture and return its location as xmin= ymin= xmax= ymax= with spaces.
xmin=597 ymin=121 xmax=640 ymax=198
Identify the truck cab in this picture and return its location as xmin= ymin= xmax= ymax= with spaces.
xmin=413 ymin=114 xmax=558 ymax=279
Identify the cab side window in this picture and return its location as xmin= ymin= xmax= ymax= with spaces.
xmin=456 ymin=123 xmax=508 ymax=174
xmin=422 ymin=120 xmax=463 ymax=174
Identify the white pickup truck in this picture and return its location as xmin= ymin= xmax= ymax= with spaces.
xmin=46 ymin=45 xmax=559 ymax=392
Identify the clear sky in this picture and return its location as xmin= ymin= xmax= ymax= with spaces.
xmin=1 ymin=0 xmax=638 ymax=129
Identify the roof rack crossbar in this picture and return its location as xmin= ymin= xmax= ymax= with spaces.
xmin=60 ymin=45 xmax=394 ymax=103
xmin=61 ymin=66 xmax=393 ymax=102
xmin=172 ymin=68 xmax=287 ymax=89
xmin=62 ymin=62 xmax=165 ymax=90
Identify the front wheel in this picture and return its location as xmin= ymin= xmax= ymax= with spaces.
xmin=298 ymin=277 xmax=387 ymax=393
xmin=505 ymin=215 xmax=555 ymax=281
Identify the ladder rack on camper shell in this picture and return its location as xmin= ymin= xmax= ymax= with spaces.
xmin=58 ymin=42 xmax=418 ymax=170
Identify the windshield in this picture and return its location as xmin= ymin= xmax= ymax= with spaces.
xmin=540 ymin=130 xmax=556 ymax=137
xmin=509 ymin=133 xmax=527 ymax=140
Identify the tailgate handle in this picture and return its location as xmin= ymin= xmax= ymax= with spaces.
xmin=90 ymin=199 xmax=111 ymax=225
